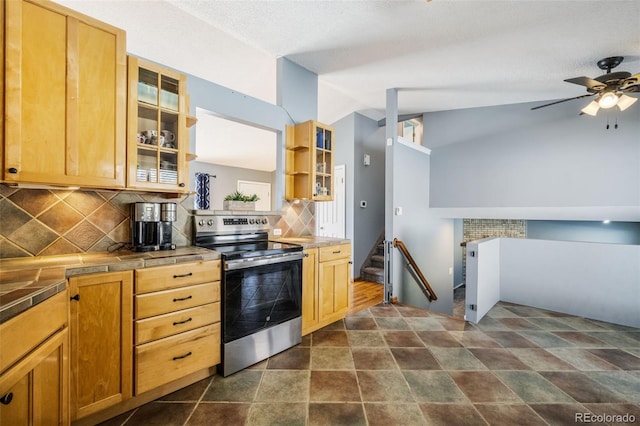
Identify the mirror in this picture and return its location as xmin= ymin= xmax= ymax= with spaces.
xmin=193 ymin=108 xmax=278 ymax=211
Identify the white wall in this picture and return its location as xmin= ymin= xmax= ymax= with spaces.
xmin=465 ymin=239 xmax=501 ymax=323
xmin=466 ymin=238 xmax=640 ymax=327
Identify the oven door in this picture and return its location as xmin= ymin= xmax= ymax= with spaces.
xmin=223 ymin=252 xmax=303 ymax=343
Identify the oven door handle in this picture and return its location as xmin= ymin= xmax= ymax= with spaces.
xmin=225 ymin=252 xmax=304 ymax=270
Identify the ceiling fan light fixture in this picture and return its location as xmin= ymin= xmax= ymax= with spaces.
xmin=598 ymin=92 xmax=619 ymax=109
xmin=581 ymin=100 xmax=600 ymax=116
xmin=617 ymin=94 xmax=638 ymax=111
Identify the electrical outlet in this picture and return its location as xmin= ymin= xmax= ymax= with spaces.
xmin=273 ymin=228 xmax=282 ymax=236
xmin=448 ymin=267 xmax=453 ymax=276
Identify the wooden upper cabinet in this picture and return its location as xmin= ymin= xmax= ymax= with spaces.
xmin=126 ymin=56 xmax=191 ymax=193
xmin=285 ymin=120 xmax=335 ymax=201
xmin=3 ymin=0 xmax=126 ymax=188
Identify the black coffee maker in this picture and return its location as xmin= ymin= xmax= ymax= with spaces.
xmin=130 ymin=202 xmax=161 ymax=252
xmin=159 ymin=202 xmax=177 ymax=250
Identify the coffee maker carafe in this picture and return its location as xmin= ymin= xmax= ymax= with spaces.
xmin=159 ymin=202 xmax=177 ymax=250
xmin=130 ymin=202 xmax=160 ymax=252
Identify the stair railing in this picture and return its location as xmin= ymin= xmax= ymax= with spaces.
xmin=392 ymin=238 xmax=438 ymax=302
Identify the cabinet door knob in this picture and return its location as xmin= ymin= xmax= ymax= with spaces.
xmin=0 ymin=393 xmax=13 ymax=405
xmin=179 ymin=182 xmax=185 ymax=187
xmin=8 ymin=168 xmax=18 ymax=174
xmin=70 ymin=294 xmax=80 ymax=301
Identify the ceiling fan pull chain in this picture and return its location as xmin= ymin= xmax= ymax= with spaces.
xmin=606 ymin=117 xmax=610 ymax=130
xmin=615 ymin=117 xmax=618 ymax=129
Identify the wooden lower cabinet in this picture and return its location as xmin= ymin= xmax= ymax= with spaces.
xmin=0 ymin=291 xmax=69 ymax=425
xmin=68 ymin=271 xmax=133 ymax=421
xmin=133 ymin=261 xmax=221 ymax=395
xmin=302 ymin=243 xmax=352 ymax=336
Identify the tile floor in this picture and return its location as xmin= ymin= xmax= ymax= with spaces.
xmin=101 ymin=302 xmax=640 ymax=426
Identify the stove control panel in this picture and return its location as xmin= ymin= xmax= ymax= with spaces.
xmin=194 ymin=215 xmax=270 ymax=234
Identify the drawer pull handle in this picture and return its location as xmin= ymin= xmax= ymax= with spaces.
xmin=0 ymin=393 xmax=13 ymax=405
xmin=70 ymin=294 xmax=80 ymax=301
xmin=173 ymin=295 xmax=193 ymax=302
xmin=173 ymin=351 xmax=192 ymax=361
xmin=332 ymin=250 xmax=341 ymax=254
xmin=173 ymin=272 xmax=193 ymax=279
xmin=173 ymin=317 xmax=193 ymax=326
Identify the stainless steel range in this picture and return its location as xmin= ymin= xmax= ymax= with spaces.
xmin=193 ymin=213 xmax=303 ymax=376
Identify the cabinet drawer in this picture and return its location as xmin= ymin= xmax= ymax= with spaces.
xmin=135 ymin=282 xmax=220 ymax=319
xmin=135 ymin=323 xmax=220 ymax=394
xmin=318 ymin=244 xmax=351 ymax=262
xmin=135 ymin=261 xmax=221 ymax=294
xmin=135 ymin=302 xmax=220 ymax=344
xmin=0 ymin=290 xmax=67 ymax=373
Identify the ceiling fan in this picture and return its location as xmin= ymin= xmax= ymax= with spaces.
xmin=532 ymin=56 xmax=639 ymax=115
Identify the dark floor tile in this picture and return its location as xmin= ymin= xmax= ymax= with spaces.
xmin=352 ymin=347 xmax=397 ymax=370
xmin=390 ymin=347 xmax=441 ymax=370
xmin=541 ymin=371 xmax=631 ymax=403
xmin=124 ymin=402 xmax=195 ymax=425
xmin=498 ymin=317 xmax=541 ymax=330
xmin=518 ymin=330 xmax=575 ymax=348
xmin=186 ymin=402 xmax=250 ymax=425
xmin=582 ymin=403 xmax=640 ymax=421
xmin=508 ymin=348 xmax=577 ymax=370
xmin=403 ymin=370 xmax=467 ymax=402
xmin=404 ymin=316 xmax=447 ymax=331
xmin=416 ymin=331 xmax=463 ymax=347
xmin=586 ymin=371 xmax=640 ymax=403
xmin=551 ymin=331 xmax=610 ymax=347
xmin=474 ymin=404 xmax=547 ymax=425
xmin=247 ymin=402 xmax=306 ymax=426
xmin=448 ymin=371 xmax=521 ymax=403
xmin=308 ymin=402 xmax=367 ymax=426
xmin=309 ymin=370 xmax=361 ymax=401
xmin=345 ymin=316 xmax=378 ymax=330
xmin=547 ymin=348 xmax=620 ymax=371
xmin=356 ymin=370 xmax=414 ymax=402
xmin=158 ymin=377 xmax=212 ymax=401
xmin=369 ymin=305 xmax=401 ymax=317
xmin=254 ymin=370 xmax=309 ymax=402
xmin=364 ymin=403 xmax=426 ymax=426
xmin=97 ymin=409 xmax=136 ymax=426
xmin=450 ymin=331 xmax=502 ymax=348
xmin=585 ymin=331 xmax=640 ymax=348
xmin=436 ymin=317 xmax=469 ymax=331
xmin=468 ymin=348 xmax=531 ymax=370
xmin=429 ymin=347 xmax=487 ymax=370
xmin=526 ymin=317 xmax=577 ymax=331
xmin=311 ymin=330 xmax=349 ymax=346
xmin=587 ymin=348 xmax=640 ymax=370
xmin=347 ymin=330 xmax=386 ymax=347
xmin=419 ymin=403 xmax=487 ymax=426
xmin=382 ymin=330 xmax=424 ymax=347
xmin=320 ymin=319 xmax=346 ymax=330
xmin=395 ymin=304 xmax=431 ymax=317
xmin=485 ymin=331 xmax=539 ymax=348
xmin=202 ymin=370 xmax=263 ymax=402
xmin=530 ymin=404 xmax=602 ymax=426
xmin=495 ymin=370 xmax=574 ymax=403
xmin=375 ymin=316 xmax=411 ymax=330
xmin=311 ymin=347 xmax=354 ymax=370
xmin=266 ymin=346 xmax=310 ymax=370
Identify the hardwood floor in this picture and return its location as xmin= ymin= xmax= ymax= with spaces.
xmin=349 ymin=279 xmax=384 ymax=314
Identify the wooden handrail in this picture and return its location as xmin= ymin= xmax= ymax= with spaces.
xmin=393 ymin=238 xmax=438 ymax=302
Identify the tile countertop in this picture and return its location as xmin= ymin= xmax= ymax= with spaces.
xmin=272 ymin=236 xmax=351 ymax=249
xmin=0 ymin=246 xmax=220 ymax=324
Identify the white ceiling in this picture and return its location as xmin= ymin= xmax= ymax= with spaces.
xmin=57 ymin=0 xmax=640 ymax=170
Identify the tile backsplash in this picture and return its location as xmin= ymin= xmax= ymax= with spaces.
xmin=0 ymin=185 xmax=316 ymax=259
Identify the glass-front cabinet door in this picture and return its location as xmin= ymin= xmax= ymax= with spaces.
xmin=313 ymin=125 xmax=333 ymax=200
xmin=127 ymin=56 xmax=188 ymax=192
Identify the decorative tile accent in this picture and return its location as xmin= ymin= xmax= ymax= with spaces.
xmin=462 ymin=219 xmax=527 ymax=283
xmin=64 ymin=220 xmax=105 ymax=251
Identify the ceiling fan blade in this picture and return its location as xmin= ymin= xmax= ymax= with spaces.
xmin=619 ymin=72 xmax=640 ymax=92
xmin=564 ymin=76 xmax=606 ymax=91
xmin=530 ymin=93 xmax=595 ymax=111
